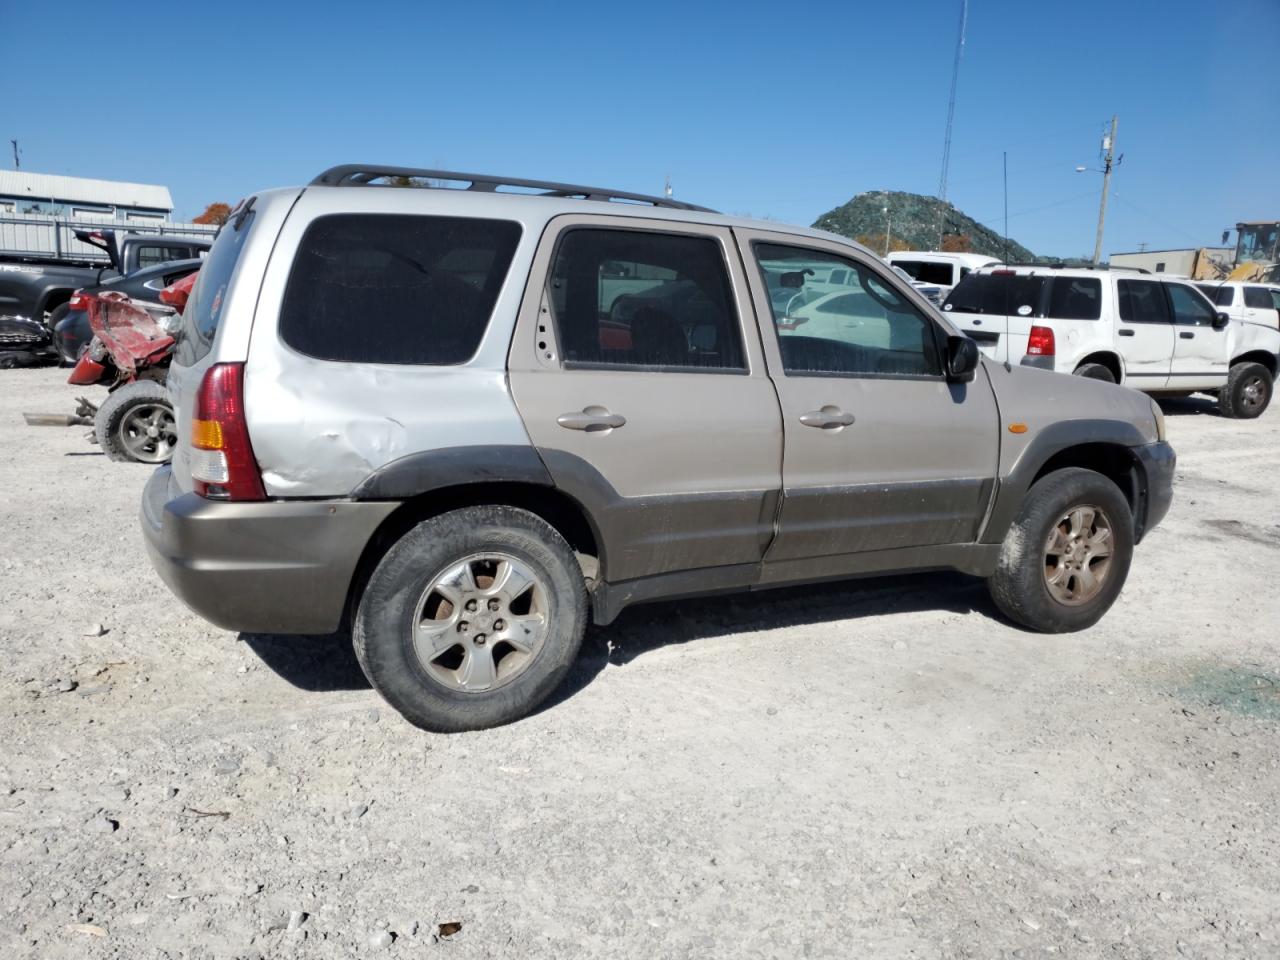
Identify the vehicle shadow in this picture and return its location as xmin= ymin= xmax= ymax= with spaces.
xmin=240 ymin=630 xmax=370 ymax=692
xmin=240 ymin=571 xmax=997 ymax=707
xmin=534 ymin=571 xmax=994 ymax=716
xmin=1154 ymin=395 xmax=1221 ymax=417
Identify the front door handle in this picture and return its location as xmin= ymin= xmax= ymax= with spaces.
xmin=557 ymin=406 xmax=626 ymax=431
xmin=1118 ymin=328 xmax=1136 ymax=337
xmin=1179 ymin=331 xmax=1195 ymax=339
xmin=799 ymin=406 xmax=855 ymax=429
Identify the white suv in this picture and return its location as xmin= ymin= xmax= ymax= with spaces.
xmin=1194 ymin=280 xmax=1280 ymax=330
xmin=942 ymin=266 xmax=1280 ymax=418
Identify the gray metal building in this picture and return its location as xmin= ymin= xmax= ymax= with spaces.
xmin=0 ymin=170 xmax=174 ymax=223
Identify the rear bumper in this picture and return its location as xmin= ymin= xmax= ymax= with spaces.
xmin=1019 ymin=354 xmax=1055 ymax=371
xmin=1134 ymin=440 xmax=1175 ymax=540
xmin=140 ymin=466 xmax=398 ymax=634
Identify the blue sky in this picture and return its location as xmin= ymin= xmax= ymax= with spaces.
xmin=4 ymin=0 xmax=1277 ymax=257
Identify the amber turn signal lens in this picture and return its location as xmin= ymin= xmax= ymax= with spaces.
xmin=1008 ymin=423 xmax=1028 ymax=434
xmin=191 ymin=418 xmax=224 ymax=450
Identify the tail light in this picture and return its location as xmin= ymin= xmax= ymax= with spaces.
xmin=68 ymin=290 xmax=94 ymax=311
xmin=190 ymin=363 xmax=265 ymax=501
xmin=1027 ymin=325 xmax=1056 ymax=356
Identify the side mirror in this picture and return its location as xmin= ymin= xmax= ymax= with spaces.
xmin=1212 ymin=311 xmax=1230 ymax=331
xmin=946 ymin=335 xmax=980 ymax=383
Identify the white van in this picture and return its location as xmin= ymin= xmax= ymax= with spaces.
xmin=886 ymin=251 xmax=1001 ymax=297
xmin=942 ymin=265 xmax=1280 ymax=418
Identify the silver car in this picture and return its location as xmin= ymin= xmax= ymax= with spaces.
xmin=142 ymin=166 xmax=1175 ymax=731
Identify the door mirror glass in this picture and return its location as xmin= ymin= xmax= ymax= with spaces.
xmin=1213 ymin=311 xmax=1230 ymax=330
xmin=946 ymin=335 xmax=980 ymax=382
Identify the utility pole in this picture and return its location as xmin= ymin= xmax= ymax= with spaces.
xmin=1092 ymin=115 xmax=1117 ymax=266
xmin=883 ymin=192 xmax=891 ymax=256
xmin=10 ymin=140 xmax=18 ymax=169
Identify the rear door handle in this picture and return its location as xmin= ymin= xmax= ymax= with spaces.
xmin=799 ymin=406 xmax=855 ymax=429
xmin=1179 ymin=331 xmax=1195 ymax=339
xmin=1118 ymin=329 xmax=1136 ymax=337
xmin=557 ymin=407 xmax=626 ymax=431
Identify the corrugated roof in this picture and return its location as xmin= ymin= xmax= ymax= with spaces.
xmin=0 ymin=171 xmax=173 ymax=211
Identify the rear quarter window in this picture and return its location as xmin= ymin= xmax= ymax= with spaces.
xmin=278 ymin=214 xmax=521 ymax=365
xmin=175 ymin=210 xmax=256 ymax=365
xmin=1045 ymin=277 xmax=1101 ymax=320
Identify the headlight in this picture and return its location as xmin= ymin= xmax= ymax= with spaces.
xmin=1151 ymin=398 xmax=1166 ymax=442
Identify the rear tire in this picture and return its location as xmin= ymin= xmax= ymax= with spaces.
xmin=45 ymin=302 xmax=69 ymax=334
xmin=1073 ymin=362 xmax=1116 ymax=383
xmin=354 ymin=506 xmax=587 ymax=732
xmin=988 ymin=467 xmax=1134 ymax=633
xmin=94 ymin=381 xmax=177 ymax=464
xmin=1218 ymin=362 xmax=1272 ymax=419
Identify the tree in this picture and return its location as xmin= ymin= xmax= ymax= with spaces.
xmin=940 ymin=233 xmax=972 ymax=252
xmin=193 ymin=202 xmax=231 ymax=225
xmin=856 ymin=233 xmax=910 ymax=254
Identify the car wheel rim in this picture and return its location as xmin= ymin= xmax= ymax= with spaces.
xmin=412 ymin=553 xmax=548 ymax=694
xmin=1043 ymin=504 xmax=1114 ymax=606
xmin=118 ymin=402 xmax=177 ymax=463
xmin=1241 ymin=376 xmax=1265 ymax=411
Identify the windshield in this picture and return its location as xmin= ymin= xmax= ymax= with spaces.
xmin=1236 ymin=223 xmax=1279 ymax=264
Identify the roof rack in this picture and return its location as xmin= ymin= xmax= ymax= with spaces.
xmin=997 ymin=262 xmax=1150 ymax=274
xmin=309 ymin=165 xmax=717 ymax=213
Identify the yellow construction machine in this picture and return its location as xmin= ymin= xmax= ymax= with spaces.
xmin=1192 ymin=220 xmax=1280 ymax=281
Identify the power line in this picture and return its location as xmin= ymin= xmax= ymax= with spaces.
xmin=937 ymin=0 xmax=968 ymax=202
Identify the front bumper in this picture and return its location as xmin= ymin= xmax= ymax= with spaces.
xmin=1134 ymin=440 xmax=1175 ymax=541
xmin=141 ymin=466 xmax=398 ymax=634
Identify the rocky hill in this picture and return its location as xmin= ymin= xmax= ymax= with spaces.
xmin=813 ymin=190 xmax=1038 ymax=262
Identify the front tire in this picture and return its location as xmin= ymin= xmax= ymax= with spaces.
xmin=988 ymin=467 xmax=1134 ymax=633
xmin=1218 ymin=362 xmax=1272 ymax=419
xmin=94 ymin=380 xmax=177 ymax=464
xmin=354 ymin=506 xmax=587 ymax=732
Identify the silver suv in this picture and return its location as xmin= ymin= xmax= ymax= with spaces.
xmin=142 ymin=166 xmax=1176 ymax=731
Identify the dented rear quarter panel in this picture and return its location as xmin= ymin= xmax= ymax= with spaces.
xmin=242 ymin=187 xmax=549 ymax=497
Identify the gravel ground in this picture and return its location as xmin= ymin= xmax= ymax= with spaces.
xmin=1 ymin=366 xmax=1278 ymax=959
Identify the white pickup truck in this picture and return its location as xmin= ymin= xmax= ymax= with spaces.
xmin=941 ymin=266 xmax=1280 ymax=418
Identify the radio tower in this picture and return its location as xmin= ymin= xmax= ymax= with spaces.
xmin=937 ymin=0 xmax=968 ymax=204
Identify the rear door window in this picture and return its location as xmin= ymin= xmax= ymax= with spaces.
xmin=176 ymin=210 xmax=257 ymax=364
xmin=1244 ymin=286 xmax=1275 ymax=309
xmin=547 ymin=228 xmax=745 ymax=371
xmin=943 ymin=273 xmax=1046 ymax=316
xmin=1045 ymin=276 xmax=1101 ymax=320
xmin=1117 ymin=279 xmax=1170 ymax=323
xmin=279 ymin=214 xmax=521 ymax=365
xmin=136 ymin=244 xmax=191 ymax=269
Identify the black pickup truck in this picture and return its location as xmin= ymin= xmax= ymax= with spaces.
xmin=0 ymin=229 xmax=211 ymax=329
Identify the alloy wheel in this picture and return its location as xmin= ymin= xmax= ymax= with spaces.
xmin=412 ymin=554 xmax=548 ymax=693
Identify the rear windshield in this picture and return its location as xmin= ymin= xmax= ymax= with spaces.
xmin=175 ymin=208 xmax=256 ymax=365
xmin=279 ymin=214 xmax=521 ymax=365
xmin=1196 ymin=283 xmax=1233 ymax=306
xmin=893 ymin=259 xmax=954 ymax=286
xmin=943 ymin=273 xmax=1046 ymax=316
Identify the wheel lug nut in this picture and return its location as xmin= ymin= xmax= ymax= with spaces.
xmin=475 ymin=634 xmax=487 ymax=646
xmin=465 ymin=599 xmax=478 ymax=612
xmin=458 ymin=621 xmax=469 ymax=633
xmin=494 ymin=619 xmax=506 ymax=631
xmin=488 ymin=598 xmax=501 ymax=612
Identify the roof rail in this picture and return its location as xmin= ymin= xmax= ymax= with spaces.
xmin=309 ymin=165 xmax=717 ymax=213
xmin=997 ymin=262 xmax=1151 ymax=274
